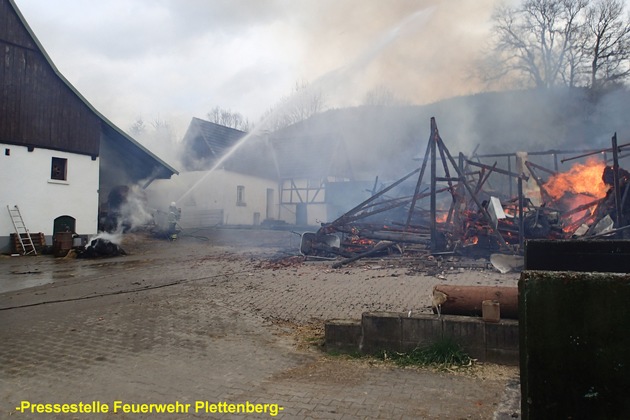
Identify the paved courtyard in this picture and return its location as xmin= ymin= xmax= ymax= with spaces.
xmin=0 ymin=228 xmax=520 ymax=419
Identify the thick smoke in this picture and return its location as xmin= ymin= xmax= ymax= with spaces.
xmin=290 ymin=0 xmax=498 ymax=109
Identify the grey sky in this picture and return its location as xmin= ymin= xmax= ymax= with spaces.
xmin=15 ymin=0 xmax=497 ymax=141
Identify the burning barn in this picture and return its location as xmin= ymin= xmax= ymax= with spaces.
xmin=0 ymin=0 xmax=177 ymax=254
xmin=301 ymin=117 xmax=630 ymax=264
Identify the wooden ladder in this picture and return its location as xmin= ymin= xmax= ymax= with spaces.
xmin=7 ymin=205 xmax=37 ymax=255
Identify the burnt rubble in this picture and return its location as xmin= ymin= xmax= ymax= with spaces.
xmin=301 ymin=118 xmax=630 ymax=269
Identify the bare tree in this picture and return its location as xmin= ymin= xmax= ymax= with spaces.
xmin=129 ymin=117 xmax=146 ymax=137
xmin=488 ymin=0 xmax=630 ymax=92
xmin=150 ymin=117 xmax=175 ymax=144
xmin=207 ymin=106 xmax=250 ymax=131
xmin=490 ymin=0 xmax=588 ymax=88
xmin=584 ymin=0 xmax=630 ymax=91
xmin=363 ymin=86 xmax=407 ymax=106
xmin=260 ymin=80 xmax=325 ymax=132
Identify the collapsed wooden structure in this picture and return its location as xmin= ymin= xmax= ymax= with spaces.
xmin=304 ymin=118 xmax=630 ymax=267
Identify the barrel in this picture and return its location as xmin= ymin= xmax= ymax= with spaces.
xmin=53 ymin=232 xmax=73 ymax=257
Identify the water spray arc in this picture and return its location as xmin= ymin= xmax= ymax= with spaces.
xmin=174 ymin=7 xmax=434 ymax=205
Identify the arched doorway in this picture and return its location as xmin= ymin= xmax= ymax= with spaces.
xmin=53 ymin=215 xmax=76 ymax=234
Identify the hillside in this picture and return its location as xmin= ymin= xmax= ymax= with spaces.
xmin=275 ymin=88 xmax=630 ymax=180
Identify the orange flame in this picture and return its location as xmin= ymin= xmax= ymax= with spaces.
xmin=543 ymin=159 xmax=608 ymax=201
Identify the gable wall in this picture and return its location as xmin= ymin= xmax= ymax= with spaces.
xmin=0 ymin=0 xmax=101 ymax=156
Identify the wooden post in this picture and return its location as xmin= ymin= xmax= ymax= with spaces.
xmin=430 ymin=118 xmax=438 ymax=252
xmin=406 ymin=132 xmax=432 ymax=229
xmin=612 ymin=133 xmax=622 ymax=232
xmin=518 ymin=177 xmax=524 ymax=248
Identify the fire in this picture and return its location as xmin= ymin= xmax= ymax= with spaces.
xmin=436 ymin=212 xmax=448 ymax=223
xmin=543 ymin=159 xmax=608 ymax=201
xmin=463 ymin=236 xmax=479 ymax=246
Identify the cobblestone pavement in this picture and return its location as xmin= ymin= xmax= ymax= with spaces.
xmin=0 ymin=229 xmax=521 ymax=419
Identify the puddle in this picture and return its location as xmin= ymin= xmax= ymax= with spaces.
xmin=0 ymin=271 xmax=54 ymax=293
xmin=0 ymin=257 xmax=150 ymax=294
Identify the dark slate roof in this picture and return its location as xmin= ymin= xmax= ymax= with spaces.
xmin=181 ymin=117 xmax=248 ymax=170
xmin=180 ymin=116 xmax=355 ymax=181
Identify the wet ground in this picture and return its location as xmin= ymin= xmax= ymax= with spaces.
xmin=0 ymin=228 xmax=521 ymax=419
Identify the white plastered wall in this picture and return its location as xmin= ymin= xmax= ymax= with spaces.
xmin=145 ymin=169 xmax=278 ymax=227
xmin=0 ymin=143 xmax=99 ymax=252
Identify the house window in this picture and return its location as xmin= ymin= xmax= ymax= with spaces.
xmin=51 ymin=157 xmax=67 ymax=181
xmin=236 ymin=185 xmax=246 ymax=206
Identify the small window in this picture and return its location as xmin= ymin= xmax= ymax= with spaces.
xmin=51 ymin=157 xmax=67 ymax=181
xmin=236 ymin=185 xmax=246 ymax=206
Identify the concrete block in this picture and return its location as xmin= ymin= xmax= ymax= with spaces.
xmin=324 ymin=319 xmax=362 ymax=354
xmin=442 ymin=315 xmax=485 ymax=361
xmin=325 ymin=312 xmax=520 ymax=365
xmin=361 ymin=312 xmax=402 ymax=354
xmin=400 ymin=313 xmax=442 ymax=351
xmin=485 ymin=320 xmax=519 ymax=365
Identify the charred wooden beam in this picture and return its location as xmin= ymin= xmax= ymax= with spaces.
xmin=518 ymin=177 xmax=524 ymax=248
xmin=406 ymin=132 xmax=432 ymax=229
xmin=436 ymin=134 xmax=509 ymax=251
xmin=612 ymin=133 xmax=623 ymax=231
xmin=474 ymin=162 xmax=496 ymax=196
xmin=333 ymin=187 xmax=449 ymax=226
xmin=581 ymin=223 xmax=630 ymax=239
xmin=561 ymin=197 xmax=604 ymax=218
xmin=466 ymin=159 xmax=529 ymax=181
xmin=525 ymin=160 xmax=557 ymax=176
xmin=560 ymin=141 xmax=630 ymax=163
xmin=324 ymin=166 xmax=423 ymax=229
xmin=430 ymin=118 xmax=438 ymax=251
xmin=332 ymin=241 xmax=394 ymax=269
xmin=355 ymin=230 xmax=430 ymax=244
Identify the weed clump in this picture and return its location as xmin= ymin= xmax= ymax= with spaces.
xmin=379 ymin=339 xmax=473 ymax=369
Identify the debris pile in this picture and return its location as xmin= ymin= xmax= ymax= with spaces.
xmin=77 ymin=237 xmax=126 ymax=259
xmin=302 ymin=118 xmax=630 ymax=268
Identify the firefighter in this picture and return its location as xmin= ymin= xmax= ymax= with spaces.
xmin=167 ymin=202 xmax=181 ymax=240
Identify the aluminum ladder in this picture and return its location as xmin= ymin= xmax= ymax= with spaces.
xmin=7 ymin=205 xmax=37 ymax=255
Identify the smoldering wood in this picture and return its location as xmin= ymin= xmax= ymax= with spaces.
xmin=302 ymin=118 xmax=630 ymax=265
xmin=439 ymin=139 xmax=509 ymax=251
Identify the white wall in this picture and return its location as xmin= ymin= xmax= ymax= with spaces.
xmin=0 ymin=143 xmax=99 ymax=251
xmin=145 ymin=169 xmax=278 ymax=227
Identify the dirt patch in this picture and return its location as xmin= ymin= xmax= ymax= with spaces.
xmin=271 ymin=318 xmax=518 ymax=383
